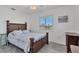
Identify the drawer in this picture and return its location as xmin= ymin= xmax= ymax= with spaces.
xmin=68 ymin=36 xmax=78 ymax=45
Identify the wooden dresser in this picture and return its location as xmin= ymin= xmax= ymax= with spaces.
xmin=66 ymin=32 xmax=79 ymax=53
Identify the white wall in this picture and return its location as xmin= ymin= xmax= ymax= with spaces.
xmin=0 ymin=6 xmax=30 ymax=34
xmin=28 ymin=6 xmax=78 ymax=45
xmin=73 ymin=6 xmax=79 ymax=31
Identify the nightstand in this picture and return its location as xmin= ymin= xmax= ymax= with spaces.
xmin=0 ymin=33 xmax=7 ymax=46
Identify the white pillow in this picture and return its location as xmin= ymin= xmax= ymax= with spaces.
xmin=12 ymin=30 xmax=22 ymax=35
xmin=22 ymin=30 xmax=30 ymax=34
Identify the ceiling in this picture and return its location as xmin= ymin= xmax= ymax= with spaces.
xmin=2 ymin=5 xmax=64 ymax=14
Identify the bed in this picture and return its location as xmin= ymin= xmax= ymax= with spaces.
xmin=6 ymin=20 xmax=48 ymax=53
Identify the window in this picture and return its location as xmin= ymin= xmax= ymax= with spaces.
xmin=40 ymin=16 xmax=53 ymax=27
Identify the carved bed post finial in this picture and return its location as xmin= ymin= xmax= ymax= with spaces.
xmin=25 ymin=22 xmax=27 ymax=30
xmin=7 ymin=20 xmax=9 ymax=25
xmin=7 ymin=20 xmax=9 ymax=22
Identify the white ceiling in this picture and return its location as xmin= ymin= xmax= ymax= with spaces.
xmin=2 ymin=5 xmax=64 ymax=14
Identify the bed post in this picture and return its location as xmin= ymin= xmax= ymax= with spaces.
xmin=25 ymin=22 xmax=27 ymax=30
xmin=30 ymin=38 xmax=34 ymax=53
xmin=6 ymin=20 xmax=9 ymax=36
xmin=46 ymin=32 xmax=49 ymax=44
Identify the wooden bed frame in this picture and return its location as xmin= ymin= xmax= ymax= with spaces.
xmin=6 ymin=20 xmax=48 ymax=53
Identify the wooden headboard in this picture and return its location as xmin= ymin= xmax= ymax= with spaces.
xmin=6 ymin=20 xmax=27 ymax=36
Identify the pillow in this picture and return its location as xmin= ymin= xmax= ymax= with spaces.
xmin=22 ymin=30 xmax=30 ymax=34
xmin=12 ymin=30 xmax=23 ymax=35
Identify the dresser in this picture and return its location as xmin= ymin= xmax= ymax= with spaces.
xmin=66 ymin=32 xmax=79 ymax=53
xmin=0 ymin=33 xmax=7 ymax=46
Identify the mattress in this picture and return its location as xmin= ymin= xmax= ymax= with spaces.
xmin=8 ymin=32 xmax=46 ymax=42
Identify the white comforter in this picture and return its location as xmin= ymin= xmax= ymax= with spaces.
xmin=8 ymin=31 xmax=46 ymax=52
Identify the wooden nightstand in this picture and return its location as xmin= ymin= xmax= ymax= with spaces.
xmin=0 ymin=33 xmax=7 ymax=46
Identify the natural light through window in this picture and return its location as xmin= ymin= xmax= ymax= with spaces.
xmin=40 ymin=16 xmax=53 ymax=28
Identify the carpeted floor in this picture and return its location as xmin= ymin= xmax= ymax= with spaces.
xmin=0 ymin=42 xmax=66 ymax=53
xmin=38 ymin=42 xmax=66 ymax=53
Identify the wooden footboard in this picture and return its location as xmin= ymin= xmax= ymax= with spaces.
xmin=30 ymin=33 xmax=48 ymax=53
